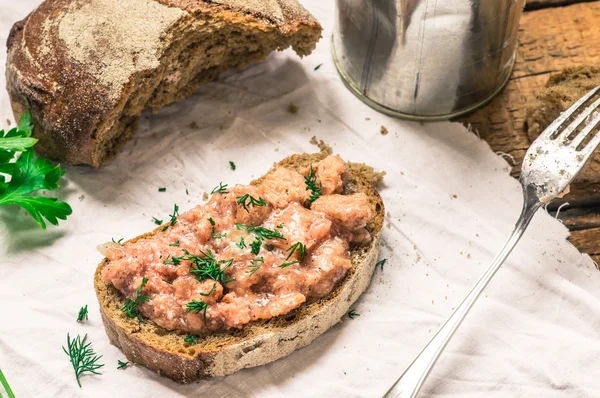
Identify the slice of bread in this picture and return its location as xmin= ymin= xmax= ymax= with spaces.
xmin=6 ymin=0 xmax=321 ymax=167
xmin=94 ymin=151 xmax=384 ymax=383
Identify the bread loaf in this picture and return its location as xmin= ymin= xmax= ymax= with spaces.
xmin=6 ymin=0 xmax=321 ymax=167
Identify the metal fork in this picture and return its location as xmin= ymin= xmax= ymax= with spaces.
xmin=384 ymin=85 xmax=600 ymax=398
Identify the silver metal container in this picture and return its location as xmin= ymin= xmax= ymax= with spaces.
xmin=332 ymin=0 xmax=525 ymax=120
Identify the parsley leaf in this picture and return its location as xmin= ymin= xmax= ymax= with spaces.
xmin=0 ymin=112 xmax=72 ymax=229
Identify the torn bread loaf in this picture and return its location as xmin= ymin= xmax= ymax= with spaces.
xmin=6 ymin=0 xmax=321 ymax=167
xmin=94 ymin=151 xmax=384 ymax=382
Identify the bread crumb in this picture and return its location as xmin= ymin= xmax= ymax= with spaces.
xmin=347 ymin=162 xmax=386 ymax=186
xmin=6 ymin=119 xmax=11 ymax=126
xmin=202 ymin=192 xmax=209 ymax=201
xmin=287 ymin=103 xmax=299 ymax=114
xmin=274 ymin=148 xmax=279 ymax=152
xmin=309 ymin=136 xmax=333 ymax=154
xmin=365 ymin=117 xmax=371 ymax=121
xmin=451 ymin=194 xmax=457 ymax=199
xmin=380 ymin=126 xmax=388 ymax=135
xmin=78 ymin=194 xmax=85 ymax=201
xmin=189 ymin=121 xmax=200 ymax=130
xmin=467 ymin=253 xmax=471 ymax=259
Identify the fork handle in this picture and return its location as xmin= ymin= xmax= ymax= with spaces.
xmin=383 ymin=185 xmax=542 ymax=398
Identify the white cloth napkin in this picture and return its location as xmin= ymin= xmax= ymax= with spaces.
xmin=1 ymin=1 xmax=600 ymax=397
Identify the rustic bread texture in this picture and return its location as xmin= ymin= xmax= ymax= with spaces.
xmin=6 ymin=0 xmax=321 ymax=167
xmin=94 ymin=152 xmax=385 ymax=383
xmin=526 ymin=66 xmax=600 ymax=182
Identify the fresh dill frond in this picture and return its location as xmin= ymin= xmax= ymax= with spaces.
xmin=236 ymin=237 xmax=246 ymax=249
xmin=152 ymin=217 xmax=163 ymax=225
xmin=161 ymin=204 xmax=179 ymax=231
xmin=347 ymin=310 xmax=360 ymax=319
xmin=286 ymin=242 xmax=306 ymax=262
xmin=210 ymin=182 xmax=228 ymax=195
xmin=111 ymin=237 xmax=124 ymax=245
xmin=246 ymin=257 xmax=264 ymax=276
xmin=279 ymin=260 xmax=299 ymax=268
xmin=186 ymin=299 xmax=209 ymax=322
xmin=169 ymin=240 xmax=180 ymax=247
xmin=62 ymin=334 xmax=104 ymax=387
xmin=236 ymin=194 xmax=266 ymax=212
xmin=184 ymin=335 xmax=198 ymax=344
xmin=76 ymin=305 xmax=88 ymax=323
xmin=158 ymin=187 xmax=166 ymax=192
xmin=121 ymin=278 xmax=150 ymax=321
xmin=117 ymin=360 xmax=129 ymax=370
xmin=199 ymin=283 xmax=217 ymax=297
xmin=213 ymin=233 xmax=227 ymax=239
xmin=236 ymin=224 xmax=285 ymax=255
xmin=229 ymin=161 xmax=236 ymax=170
xmin=304 ymin=164 xmax=321 ymax=206
xmin=376 ymin=259 xmax=387 ymax=271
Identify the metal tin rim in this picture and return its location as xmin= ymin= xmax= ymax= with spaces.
xmin=331 ymin=35 xmax=516 ymax=122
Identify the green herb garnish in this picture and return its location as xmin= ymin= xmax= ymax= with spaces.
xmin=0 ymin=368 xmax=15 ymax=398
xmin=112 ymin=238 xmax=124 ymax=245
xmin=208 ymin=217 xmax=215 ymax=234
xmin=62 ymin=334 xmax=104 ymax=387
xmin=199 ymin=283 xmax=217 ymax=297
xmin=229 ymin=161 xmax=236 ymax=170
xmin=121 ymin=278 xmax=150 ymax=320
xmin=166 ymin=249 xmax=234 ymax=284
xmin=186 ymin=299 xmax=209 ymax=322
xmin=161 ymin=204 xmax=179 ymax=231
xmin=347 ymin=310 xmax=360 ymax=319
xmin=247 ymin=257 xmax=264 ymax=276
xmin=286 ymin=242 xmax=306 ymax=261
xmin=314 ymin=63 xmax=323 ymax=71
xmin=169 ymin=240 xmax=180 ymax=247
xmin=304 ymin=164 xmax=321 ymax=206
xmin=76 ymin=305 xmax=88 ymax=323
xmin=117 ymin=360 xmax=129 ymax=370
xmin=236 ymin=224 xmax=285 ymax=255
xmin=237 ymin=237 xmax=246 ymax=249
xmin=152 ymin=217 xmax=163 ymax=225
xmin=0 ymin=111 xmax=72 ymax=229
xmin=376 ymin=259 xmax=387 ymax=271
xmin=213 ymin=233 xmax=227 ymax=239
xmin=211 ymin=182 xmax=228 ymax=195
xmin=158 ymin=187 xmax=166 ymax=192
xmin=184 ymin=335 xmax=198 ymax=345
xmin=276 ymin=223 xmax=284 ymax=229
xmin=280 ymin=260 xmax=299 ymax=268
xmin=236 ymin=194 xmax=266 ymax=212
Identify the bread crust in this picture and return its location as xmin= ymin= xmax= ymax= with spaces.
xmin=94 ymin=152 xmax=385 ymax=382
xmin=5 ymin=0 xmax=321 ymax=167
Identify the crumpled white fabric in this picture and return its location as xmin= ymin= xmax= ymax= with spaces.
xmin=1 ymin=1 xmax=600 ymax=397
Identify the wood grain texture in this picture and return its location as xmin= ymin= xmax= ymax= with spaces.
xmin=525 ymin=0 xmax=598 ymax=10
xmin=458 ymin=1 xmax=600 ymax=257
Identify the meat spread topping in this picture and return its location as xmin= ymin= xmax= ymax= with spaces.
xmin=101 ymin=155 xmax=373 ymax=334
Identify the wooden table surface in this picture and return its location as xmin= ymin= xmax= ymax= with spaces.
xmin=457 ymin=0 xmax=600 ymax=267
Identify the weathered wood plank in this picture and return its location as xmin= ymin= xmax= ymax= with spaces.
xmin=458 ymin=2 xmax=600 ymax=236
xmin=526 ymin=0 xmax=598 ymax=11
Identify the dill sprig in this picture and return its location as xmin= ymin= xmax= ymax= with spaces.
xmin=280 ymin=242 xmax=306 ymax=268
xmin=236 ymin=224 xmax=286 ymax=255
xmin=211 ymin=182 xmax=228 ymax=195
xmin=186 ymin=299 xmax=209 ymax=322
xmin=246 ymin=257 xmax=264 ymax=276
xmin=237 ymin=237 xmax=246 ymax=249
xmin=236 ymin=194 xmax=266 ymax=212
xmin=169 ymin=240 xmax=180 ymax=247
xmin=304 ymin=164 xmax=321 ymax=206
xmin=184 ymin=335 xmax=198 ymax=344
xmin=347 ymin=310 xmax=360 ymax=319
xmin=165 ymin=249 xmax=234 ymax=284
xmin=162 ymin=204 xmax=179 ymax=231
xmin=376 ymin=259 xmax=387 ymax=271
xmin=121 ymin=277 xmax=150 ymax=320
xmin=208 ymin=217 xmax=215 ymax=234
xmin=117 ymin=360 xmax=129 ymax=370
xmin=229 ymin=161 xmax=236 ymax=170
xmin=152 ymin=217 xmax=163 ymax=225
xmin=0 ymin=368 xmax=15 ymax=398
xmin=76 ymin=305 xmax=88 ymax=323
xmin=199 ymin=283 xmax=217 ymax=297
xmin=62 ymin=334 xmax=104 ymax=387
xmin=111 ymin=238 xmax=124 ymax=245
